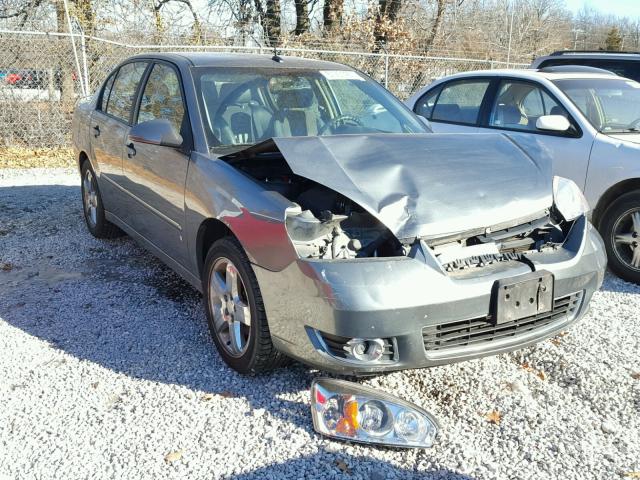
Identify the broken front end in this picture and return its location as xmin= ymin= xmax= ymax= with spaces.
xmin=221 ymin=134 xmax=606 ymax=374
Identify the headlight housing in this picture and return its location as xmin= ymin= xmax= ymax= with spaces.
xmin=311 ymin=378 xmax=439 ymax=448
xmin=553 ymin=176 xmax=590 ymax=221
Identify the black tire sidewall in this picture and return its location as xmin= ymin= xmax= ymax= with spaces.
xmin=203 ymin=238 xmax=263 ymax=373
xmin=600 ymin=191 xmax=640 ymax=284
xmin=80 ymin=161 xmax=108 ymax=237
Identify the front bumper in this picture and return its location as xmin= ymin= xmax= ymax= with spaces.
xmin=254 ymin=217 xmax=606 ymax=374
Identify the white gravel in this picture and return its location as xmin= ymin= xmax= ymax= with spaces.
xmin=1 ymin=167 xmax=639 ymax=480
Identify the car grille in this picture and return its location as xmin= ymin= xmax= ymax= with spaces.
xmin=422 ymin=291 xmax=583 ymax=352
xmin=320 ymin=332 xmax=396 ymax=361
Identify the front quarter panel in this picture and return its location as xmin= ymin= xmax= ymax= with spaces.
xmin=184 ymin=152 xmax=299 ymax=279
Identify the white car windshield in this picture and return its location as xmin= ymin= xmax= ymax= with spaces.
xmin=553 ymin=77 xmax=640 ymax=133
xmin=193 ymin=67 xmax=427 ymax=150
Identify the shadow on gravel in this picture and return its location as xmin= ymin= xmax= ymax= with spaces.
xmin=598 ymin=271 xmax=640 ymax=294
xmin=227 ymin=452 xmax=476 ymax=480
xmin=0 ymin=184 xmax=320 ymax=431
xmin=1 ymin=183 xmax=635 ymax=472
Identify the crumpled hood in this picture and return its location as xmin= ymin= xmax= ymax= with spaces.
xmin=233 ymin=133 xmax=553 ymax=240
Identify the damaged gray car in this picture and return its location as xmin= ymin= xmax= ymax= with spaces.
xmin=72 ymin=53 xmax=606 ymax=375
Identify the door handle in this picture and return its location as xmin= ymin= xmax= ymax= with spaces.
xmin=93 ymin=125 xmax=100 ymax=138
xmin=126 ymin=142 xmax=136 ymax=158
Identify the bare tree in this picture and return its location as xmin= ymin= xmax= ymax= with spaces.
xmin=323 ymin=0 xmax=343 ymax=33
xmin=293 ymin=0 xmax=309 ymax=35
xmin=254 ymin=0 xmax=281 ymax=45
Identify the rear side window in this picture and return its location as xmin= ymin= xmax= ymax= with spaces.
xmin=414 ymin=86 xmax=441 ymax=119
xmin=105 ymin=62 xmax=147 ymax=123
xmin=432 ymin=80 xmax=490 ymax=125
xmin=99 ymin=72 xmax=116 ymax=112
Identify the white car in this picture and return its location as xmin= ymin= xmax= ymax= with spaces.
xmin=406 ymin=67 xmax=640 ymax=284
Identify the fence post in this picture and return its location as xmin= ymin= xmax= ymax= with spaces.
xmin=381 ymin=45 xmax=389 ymax=89
xmin=80 ymin=29 xmax=90 ymax=95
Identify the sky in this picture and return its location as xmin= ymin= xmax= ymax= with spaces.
xmin=564 ymin=0 xmax=640 ymax=18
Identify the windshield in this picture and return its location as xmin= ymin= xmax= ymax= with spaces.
xmin=553 ymin=78 xmax=640 ymax=133
xmin=193 ymin=67 xmax=427 ymax=150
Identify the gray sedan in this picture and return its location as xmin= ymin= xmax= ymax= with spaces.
xmin=72 ymin=53 xmax=606 ymax=375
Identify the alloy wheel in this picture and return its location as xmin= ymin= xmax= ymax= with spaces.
xmin=613 ymin=208 xmax=640 ymax=271
xmin=83 ymin=168 xmax=98 ymax=227
xmin=208 ymin=257 xmax=252 ymax=357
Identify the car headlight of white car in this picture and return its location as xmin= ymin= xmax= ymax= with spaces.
xmin=553 ymin=176 xmax=590 ymax=221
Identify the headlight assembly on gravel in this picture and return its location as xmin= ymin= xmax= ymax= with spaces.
xmin=553 ymin=176 xmax=590 ymax=221
xmin=310 ymin=378 xmax=439 ymax=448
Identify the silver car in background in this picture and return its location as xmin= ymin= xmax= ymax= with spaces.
xmin=73 ymin=53 xmax=606 ymax=375
xmin=407 ymin=68 xmax=640 ymax=284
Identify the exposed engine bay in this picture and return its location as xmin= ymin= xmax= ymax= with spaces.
xmin=224 ymin=150 xmax=404 ymax=259
xmin=223 ymin=148 xmax=571 ymax=265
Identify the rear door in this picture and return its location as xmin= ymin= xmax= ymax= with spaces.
xmin=90 ymin=61 xmax=149 ymax=218
xmin=412 ymin=78 xmax=492 ymax=133
xmin=476 ymin=78 xmax=593 ymax=186
xmin=121 ymin=61 xmax=191 ymax=266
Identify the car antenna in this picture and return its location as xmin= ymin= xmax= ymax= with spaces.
xmin=271 ymin=43 xmax=283 ymax=63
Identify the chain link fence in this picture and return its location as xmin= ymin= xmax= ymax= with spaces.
xmin=0 ymin=29 xmax=527 ymax=148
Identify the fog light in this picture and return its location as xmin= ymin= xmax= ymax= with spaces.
xmin=311 ymin=378 xmax=439 ymax=448
xmin=344 ymin=338 xmax=385 ymax=362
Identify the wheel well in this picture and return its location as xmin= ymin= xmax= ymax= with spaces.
xmin=196 ymin=218 xmax=235 ymax=277
xmin=593 ymin=178 xmax=640 ymax=229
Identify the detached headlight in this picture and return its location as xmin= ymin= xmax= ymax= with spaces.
xmin=311 ymin=378 xmax=439 ymax=448
xmin=553 ymin=176 xmax=590 ymax=221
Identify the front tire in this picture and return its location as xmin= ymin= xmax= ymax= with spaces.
xmin=600 ymin=191 xmax=640 ymax=284
xmin=203 ymin=238 xmax=288 ymax=374
xmin=80 ymin=161 xmax=122 ymax=238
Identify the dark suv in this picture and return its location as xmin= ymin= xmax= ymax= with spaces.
xmin=531 ymin=51 xmax=640 ymax=82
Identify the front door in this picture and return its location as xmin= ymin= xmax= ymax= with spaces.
xmin=121 ymin=61 xmax=191 ymax=266
xmin=477 ymin=79 xmax=594 ymax=187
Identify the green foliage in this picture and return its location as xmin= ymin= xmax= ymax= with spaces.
xmin=605 ymin=26 xmax=623 ymax=51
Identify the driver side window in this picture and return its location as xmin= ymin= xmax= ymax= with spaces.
xmin=137 ymin=63 xmax=185 ymax=135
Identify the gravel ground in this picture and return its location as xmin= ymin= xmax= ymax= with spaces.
xmin=1 ymin=167 xmax=639 ymax=480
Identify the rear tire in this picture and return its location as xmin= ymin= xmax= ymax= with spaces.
xmin=203 ymin=237 xmax=288 ymax=374
xmin=80 ymin=161 xmax=122 ymax=239
xmin=600 ymin=190 xmax=640 ymax=284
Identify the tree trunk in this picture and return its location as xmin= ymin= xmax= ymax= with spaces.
xmin=374 ymin=0 xmax=402 ymax=46
xmin=424 ymin=0 xmax=446 ymax=50
xmin=253 ymin=0 xmax=280 ymax=46
xmin=323 ymin=0 xmax=344 ymax=33
xmin=294 ymin=0 xmax=309 ymax=35
xmin=152 ymin=1 xmax=165 ymax=43
xmin=265 ymin=0 xmax=281 ymax=45
xmin=73 ymin=0 xmax=96 ymax=36
xmin=55 ymin=0 xmax=75 ymax=107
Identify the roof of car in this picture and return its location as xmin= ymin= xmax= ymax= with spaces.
xmin=126 ymin=51 xmax=353 ymax=70
xmin=434 ymin=68 xmax=631 ymax=82
xmin=537 ymin=51 xmax=640 ymax=60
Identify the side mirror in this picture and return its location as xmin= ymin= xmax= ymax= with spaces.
xmin=417 ymin=114 xmax=433 ymax=133
xmin=128 ymin=118 xmax=183 ymax=148
xmin=536 ymin=115 xmax=571 ymax=133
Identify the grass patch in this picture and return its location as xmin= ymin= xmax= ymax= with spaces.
xmin=0 ymin=147 xmax=75 ymax=169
